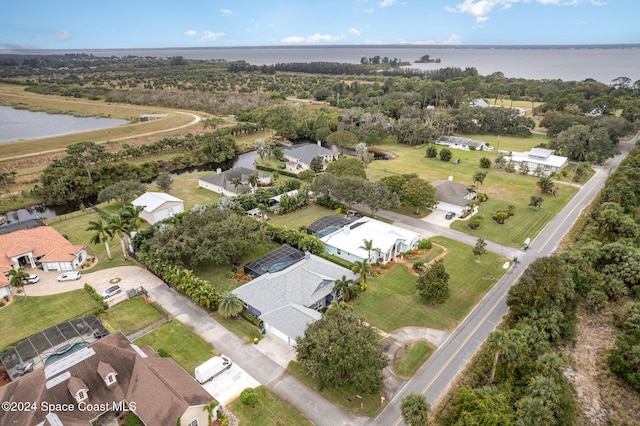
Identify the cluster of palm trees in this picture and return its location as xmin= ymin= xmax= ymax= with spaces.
xmin=332 ymin=239 xmax=379 ymax=303
xmin=86 ymin=206 xmax=144 ymax=261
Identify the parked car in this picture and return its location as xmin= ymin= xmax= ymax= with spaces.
xmin=102 ymin=285 xmax=122 ymax=299
xmin=194 ymin=355 xmax=232 ymax=384
xmin=445 ymin=212 xmax=456 ymax=220
xmin=57 ymin=271 xmax=81 ymax=282
xmin=24 ymin=274 xmax=39 ymax=284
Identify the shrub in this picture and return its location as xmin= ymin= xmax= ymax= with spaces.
xmin=239 ymin=388 xmax=259 ymax=407
xmin=418 ymin=239 xmax=433 ymax=250
xmin=479 ymin=157 xmax=492 ymax=168
xmin=84 ymin=283 xmax=108 ymax=311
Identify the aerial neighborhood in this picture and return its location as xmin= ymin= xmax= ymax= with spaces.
xmin=0 ymin=52 xmax=639 ymax=426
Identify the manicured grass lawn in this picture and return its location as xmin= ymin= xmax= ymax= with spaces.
xmin=47 ymin=209 xmax=137 ymax=272
xmin=228 ymin=385 xmax=313 ymax=426
xmin=460 ymin=132 xmax=548 ymax=154
xmin=394 ymin=341 xmax=436 ymax=380
xmin=212 ymin=313 xmax=263 ymax=344
xmin=267 ymin=203 xmax=336 ymax=230
xmin=0 ymin=289 xmax=100 ymax=351
xmin=351 ymin=237 xmax=506 ymax=332
xmin=134 ymin=320 xmax=217 ymax=375
xmin=147 ymin=170 xmax=221 ymax=211
xmin=287 ymin=361 xmax=383 ymax=418
xmin=450 ymin=182 xmax=578 ymax=247
xmin=99 ymin=296 xmax=164 ymax=336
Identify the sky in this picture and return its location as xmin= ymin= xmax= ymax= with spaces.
xmin=1 ymin=0 xmax=637 ymax=50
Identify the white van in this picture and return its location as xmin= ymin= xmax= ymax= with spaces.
xmin=194 ymin=355 xmax=232 ymax=384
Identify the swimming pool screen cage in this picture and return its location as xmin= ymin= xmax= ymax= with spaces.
xmin=243 ymin=245 xmax=305 ymax=278
xmin=1 ymin=315 xmax=109 ymax=381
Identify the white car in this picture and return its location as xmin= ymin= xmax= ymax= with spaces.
xmin=57 ymin=271 xmax=81 ymax=282
xmin=102 ymin=285 xmax=122 ymax=299
xmin=24 ymin=274 xmax=40 ymax=284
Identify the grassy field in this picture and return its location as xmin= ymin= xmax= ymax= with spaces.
xmin=267 ymin=203 xmax=336 ymax=229
xmin=153 ymin=171 xmax=222 ymax=210
xmin=134 ymin=319 xmax=217 ymax=375
xmin=228 ymin=386 xmax=313 ymax=426
xmin=394 ymin=341 xmax=436 ymax=380
xmin=351 ymin=236 xmax=506 ymax=332
xmin=287 ymin=361 xmax=383 ymax=417
xmin=0 ymin=289 xmax=100 ymax=351
xmin=99 ymin=296 xmax=164 ymax=336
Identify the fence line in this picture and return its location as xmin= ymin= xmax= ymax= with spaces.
xmin=126 ymin=314 xmax=172 ymax=341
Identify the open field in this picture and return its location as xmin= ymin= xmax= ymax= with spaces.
xmin=134 ymin=319 xmax=217 ymax=375
xmin=228 ymin=385 xmax=313 ymax=426
xmin=0 ymin=289 xmax=100 ymax=351
xmin=99 ymin=296 xmax=164 ymax=336
xmin=351 ymin=236 xmax=507 ymax=332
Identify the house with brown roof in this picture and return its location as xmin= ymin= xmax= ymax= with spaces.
xmin=0 ymin=226 xmax=87 ymax=293
xmin=0 ymin=332 xmax=216 ymax=426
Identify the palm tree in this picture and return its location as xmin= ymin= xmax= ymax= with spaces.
xmin=351 ymin=259 xmax=372 ymax=291
xmin=473 ymin=170 xmax=487 ymax=192
xmin=333 ymin=275 xmax=357 ymax=302
xmin=202 ymin=400 xmax=218 ymax=426
xmin=231 ymin=177 xmax=242 ymax=193
xmin=247 ymin=174 xmax=259 ymax=193
xmin=359 ymin=239 xmax=380 ymax=262
xmin=107 ymin=214 xmax=129 ymax=260
xmin=401 ymin=392 xmax=430 ymax=426
xmin=86 ymin=217 xmax=113 ymax=260
xmin=8 ymin=267 xmax=30 ymax=296
xmin=218 ymin=291 xmax=244 ymax=318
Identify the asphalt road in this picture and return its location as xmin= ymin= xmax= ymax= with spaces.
xmin=372 ymin=137 xmax=636 ymax=426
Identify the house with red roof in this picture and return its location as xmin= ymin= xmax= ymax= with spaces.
xmin=0 ymin=226 xmax=87 ymax=296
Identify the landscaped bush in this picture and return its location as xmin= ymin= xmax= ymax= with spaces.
xmin=83 ymin=283 xmax=108 ymax=311
xmin=418 ymin=239 xmax=433 ymax=250
xmin=241 ymin=310 xmax=261 ymax=327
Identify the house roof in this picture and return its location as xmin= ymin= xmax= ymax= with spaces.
xmin=436 ymin=135 xmax=486 ymax=149
xmin=432 ymin=180 xmax=476 ymax=207
xmin=198 ymin=167 xmax=269 ymax=195
xmin=320 ymin=217 xmax=421 ymax=260
xmin=511 ymin=150 xmax=568 ymax=169
xmin=232 ymin=253 xmax=357 ymax=316
xmin=470 ymin=98 xmax=490 ymax=108
xmin=0 ymin=226 xmax=86 ymax=272
xmin=284 ymin=143 xmax=335 ymax=165
xmin=131 ymin=192 xmax=183 ymax=213
xmin=0 ymin=332 xmax=212 ymax=426
xmin=259 ymin=303 xmax=322 ymax=342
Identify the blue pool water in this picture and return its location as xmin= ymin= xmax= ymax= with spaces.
xmin=45 ymin=342 xmax=89 ymax=365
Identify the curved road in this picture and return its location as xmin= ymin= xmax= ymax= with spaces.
xmin=373 ymin=136 xmax=637 ymax=425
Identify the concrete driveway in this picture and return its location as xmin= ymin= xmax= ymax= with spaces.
xmin=14 ymin=265 xmax=165 ymax=297
xmin=201 ymin=362 xmax=261 ymax=405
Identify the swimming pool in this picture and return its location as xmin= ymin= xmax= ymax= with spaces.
xmin=45 ymin=342 xmax=89 ymax=365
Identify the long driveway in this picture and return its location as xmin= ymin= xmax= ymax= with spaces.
xmin=372 ymin=137 xmax=637 ymax=425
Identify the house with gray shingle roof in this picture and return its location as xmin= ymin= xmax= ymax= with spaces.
xmin=232 ymin=251 xmax=357 ymax=346
xmin=432 ymin=179 xmax=477 ymax=215
xmin=283 ymin=142 xmax=338 ymax=173
xmin=198 ymin=167 xmax=270 ymax=197
xmin=436 ymin=135 xmax=487 ymax=151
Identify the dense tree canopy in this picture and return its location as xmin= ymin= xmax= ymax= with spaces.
xmin=295 ymin=308 xmax=388 ymax=394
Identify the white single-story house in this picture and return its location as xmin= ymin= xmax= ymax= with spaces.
xmin=320 ymin=216 xmax=422 ymax=264
xmin=436 ymin=135 xmax=487 ymax=151
xmin=0 ymin=226 xmax=87 ymax=276
xmin=132 ymin=192 xmax=184 ymax=225
xmin=283 ymin=142 xmax=338 ymax=173
xmin=232 ymin=251 xmax=358 ymax=346
xmin=431 ymin=179 xmax=477 ymax=215
xmin=198 ymin=167 xmax=271 ymax=197
xmin=510 ymin=148 xmax=569 ymax=173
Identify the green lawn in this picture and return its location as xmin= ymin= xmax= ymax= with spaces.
xmin=153 ymin=170 xmax=221 ymax=210
xmin=228 ymin=386 xmax=313 ymax=426
xmin=450 ymin=182 xmax=578 ymax=247
xmin=351 ymin=237 xmax=506 ymax=332
xmin=47 ymin=209 xmax=137 ymax=272
xmin=134 ymin=320 xmax=217 ymax=375
xmin=212 ymin=313 xmax=263 ymax=344
xmin=394 ymin=341 xmax=436 ymax=380
xmin=99 ymin=296 xmax=164 ymax=336
xmin=266 ymin=203 xmax=336 ymax=230
xmin=0 ymin=289 xmax=100 ymax=351
xmin=287 ymin=361 xmax=383 ymax=418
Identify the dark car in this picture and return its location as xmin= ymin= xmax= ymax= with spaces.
xmin=445 ymin=212 xmax=456 ymax=220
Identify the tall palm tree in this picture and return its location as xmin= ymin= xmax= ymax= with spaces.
xmin=473 ymin=170 xmax=487 ymax=192
xmin=351 ymin=259 xmax=372 ymax=291
xmin=107 ymin=214 xmax=129 ymax=260
xmin=202 ymin=400 xmax=218 ymax=426
xmin=8 ymin=267 xmax=30 ymax=296
xmin=231 ymin=177 xmax=242 ymax=193
xmin=247 ymin=174 xmax=259 ymax=193
xmin=86 ymin=217 xmax=113 ymax=260
xmin=218 ymin=291 xmax=244 ymax=318
xmin=359 ymin=239 xmax=380 ymax=262
xmin=401 ymin=392 xmax=430 ymax=426
xmin=333 ymin=275 xmax=357 ymax=302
